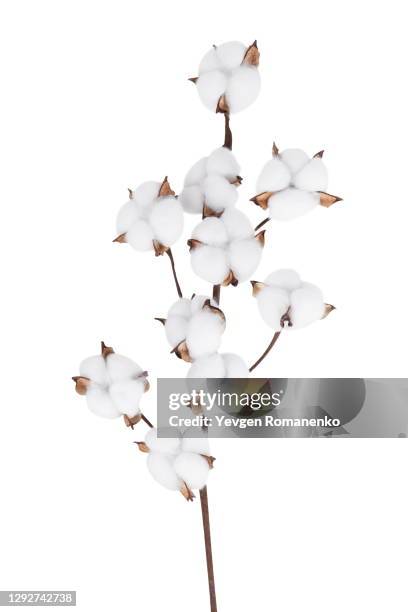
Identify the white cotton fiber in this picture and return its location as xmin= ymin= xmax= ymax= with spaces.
xmin=222 ymin=353 xmax=249 ymax=378
xmin=226 ymin=66 xmax=261 ymax=113
xmin=268 ymin=188 xmax=319 ymax=221
xmin=199 ymin=48 xmax=221 ymax=74
xmin=221 ymin=208 xmax=253 ymax=241
xmin=197 ymin=70 xmax=227 ymax=112
xmin=145 ymin=428 xmax=181 ymax=455
xmin=132 ymin=181 xmax=161 ymax=209
xmin=106 ymin=354 xmax=143 ymax=382
xmin=256 ymin=158 xmax=291 ymax=193
xmin=279 ymin=149 xmax=309 ymax=174
xmin=109 ymin=379 xmax=144 ymax=417
xmin=180 ymin=185 xmax=204 ymax=214
xmin=190 ymin=294 xmax=213 ymax=313
xmin=126 ymin=220 xmax=154 ymax=251
xmin=149 ymin=197 xmax=183 ymax=247
xmin=186 ymin=310 xmax=224 ymax=359
xmin=147 ymin=453 xmax=181 ymax=490
xmin=203 ymin=175 xmax=238 ymax=212
xmin=206 ymin=147 xmax=240 ymax=179
xmin=184 ymin=157 xmax=208 ymax=186
xmin=192 ymin=217 xmax=228 ymax=246
xmin=86 ymin=386 xmax=120 ymax=419
xmin=116 ymin=201 xmax=141 ymax=234
xmin=181 ymin=430 xmax=210 ymax=456
xmin=165 ymin=315 xmax=188 ymax=348
xmin=257 ymin=286 xmax=290 ymax=330
xmin=187 ymin=354 xmax=226 ymax=379
xmin=293 ymin=158 xmax=328 ymax=192
xmin=216 ymin=41 xmax=246 ymax=70
xmin=80 ymin=355 xmax=108 ymax=387
xmin=265 ymin=269 xmax=302 ymax=292
xmin=191 ymin=245 xmax=229 ymax=284
xmin=290 ymin=283 xmax=325 ymax=329
xmin=173 ymin=452 xmax=210 ymax=490
xmin=229 ymin=238 xmax=262 ymax=281
xmin=167 ymin=298 xmax=191 ymax=319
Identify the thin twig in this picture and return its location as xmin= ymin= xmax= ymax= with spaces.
xmin=212 ymin=285 xmax=221 ymax=305
xmin=200 ymin=486 xmax=218 ymax=612
xmin=249 ymin=331 xmax=281 ymax=372
xmin=141 ymin=414 xmax=154 ymax=428
xmin=223 ymin=113 xmax=232 ymax=150
xmin=254 ymin=217 xmax=270 ymax=232
xmin=166 ymin=249 xmax=183 ymax=298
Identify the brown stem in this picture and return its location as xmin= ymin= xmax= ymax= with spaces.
xmin=200 ymin=486 xmax=218 ymax=612
xmin=249 ymin=331 xmax=281 ymax=372
xmin=254 ymin=217 xmax=270 ymax=232
xmin=141 ymin=414 xmax=154 ymax=428
xmin=166 ymin=249 xmax=183 ymax=298
xmin=223 ymin=113 xmax=232 ymax=150
xmin=212 ymin=285 xmax=221 ymax=305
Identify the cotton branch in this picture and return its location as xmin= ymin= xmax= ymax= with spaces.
xmin=166 ymin=248 xmax=183 ymax=298
xmin=249 ymin=331 xmax=281 ymax=372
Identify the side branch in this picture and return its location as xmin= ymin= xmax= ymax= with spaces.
xmin=212 ymin=285 xmax=221 ymax=305
xmin=200 ymin=486 xmax=218 ymax=612
xmin=254 ymin=217 xmax=270 ymax=232
xmin=224 ymin=113 xmax=232 ymax=150
xmin=249 ymin=331 xmax=281 ymax=372
xmin=166 ymin=249 xmax=183 ymax=298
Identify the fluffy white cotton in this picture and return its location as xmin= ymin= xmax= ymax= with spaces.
xmin=86 ymin=385 xmax=119 ymax=419
xmin=165 ymin=315 xmax=188 ymax=348
xmin=132 ymin=181 xmax=162 ymax=209
xmin=225 ymin=66 xmax=261 ymax=113
xmin=191 ymin=245 xmax=229 ymax=284
xmin=279 ymin=149 xmax=309 ymax=174
xmin=173 ymin=452 xmax=210 ymax=490
xmin=106 ymin=353 xmax=143 ymax=381
xmin=195 ymin=41 xmax=260 ymax=114
xmin=229 ymin=238 xmax=262 ymax=282
xmin=80 ymin=355 xmax=109 ymax=387
xmin=255 ymin=270 xmax=327 ymax=330
xmin=126 ymin=220 xmax=155 ymax=251
xmin=181 ymin=432 xmax=210 ymax=456
xmin=109 ymin=379 xmax=145 ymax=417
xmin=203 ymin=175 xmax=238 ymax=212
xmin=168 ymin=298 xmax=191 ymax=319
xmin=187 ymin=354 xmax=226 ymax=378
xmin=190 ymin=294 xmax=217 ymax=313
xmin=268 ymin=188 xmax=319 ymax=221
xmin=179 ymin=185 xmax=204 ymax=214
xmin=192 ymin=217 xmax=228 ymax=246
xmin=147 ymin=453 xmax=182 ymax=490
xmin=148 ymin=197 xmax=183 ymax=246
xmin=186 ymin=310 xmax=224 ymax=360
xmin=293 ymin=158 xmax=328 ymax=192
xmin=116 ymin=201 xmax=141 ymax=234
xmin=184 ymin=157 xmax=207 ymax=186
xmin=145 ymin=428 xmax=181 ymax=455
xmin=221 ymin=208 xmax=252 ymax=241
xmin=206 ymin=147 xmax=240 ymax=179
xmin=256 ymin=158 xmax=291 ymax=193
xmin=222 ymin=353 xmax=250 ymax=377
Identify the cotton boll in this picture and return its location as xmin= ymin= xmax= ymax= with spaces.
xmin=149 ymin=197 xmax=183 ymax=246
xmin=290 ymin=283 xmax=325 ymax=329
xmin=126 ymin=220 xmax=154 ymax=251
xmin=229 ymin=238 xmax=262 ymax=282
xmin=181 ymin=430 xmax=210 ymax=455
xmin=187 ymin=354 xmax=226 ymax=378
xmin=222 ymin=353 xmax=249 ymax=378
xmin=145 ymin=428 xmax=181 ymax=455
xmin=80 ymin=355 xmax=108 ymax=386
xmin=216 ymin=41 xmax=246 ymax=70
xmin=86 ymin=386 xmax=120 ymax=419
xmin=132 ymin=181 xmax=161 ymax=209
xmin=184 ymin=157 xmax=208 ymax=186
xmin=190 ymin=294 xmax=215 ymax=313
xmin=116 ymin=201 xmax=141 ymax=234
xmin=199 ymin=48 xmax=221 ymax=74
xmin=206 ymin=147 xmax=240 ymax=179
xmin=221 ymin=208 xmax=253 ymax=241
xmin=106 ymin=354 xmax=143 ymax=382
xmin=186 ymin=310 xmax=224 ymax=360
xmin=268 ymin=188 xmax=319 ymax=221
xmin=197 ymin=70 xmax=227 ymax=112
xmin=109 ymin=379 xmax=144 ymax=417
xmin=279 ymin=149 xmax=309 ymax=175
xmin=191 ymin=245 xmax=229 ymax=284
xmin=167 ymin=298 xmax=191 ymax=319
xmin=203 ymin=175 xmax=238 ymax=212
xmin=256 ymin=158 xmax=291 ymax=193
xmin=192 ymin=217 xmax=228 ymax=246
xmin=173 ymin=452 xmax=210 ymax=490
xmin=165 ymin=316 xmax=188 ymax=348
xmin=257 ymin=286 xmax=290 ymax=330
xmin=293 ymin=157 xmax=328 ymax=192
xmin=265 ymin=269 xmax=302 ymax=292
xmin=147 ymin=453 xmax=181 ymax=491
xmin=226 ymin=66 xmax=261 ymax=113
xmin=179 ymin=185 xmax=204 ymax=214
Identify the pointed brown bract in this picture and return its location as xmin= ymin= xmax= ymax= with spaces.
xmin=201 ymin=455 xmax=216 ymax=469
xmin=143 ymin=379 xmax=150 ymax=393
xmin=128 ymin=188 xmax=134 ymax=199
xmin=250 ymin=191 xmax=273 ymax=210
xmin=113 ymin=233 xmax=127 ymax=243
xmin=72 ymin=376 xmax=90 ymax=396
xmin=180 ymin=482 xmax=195 ymax=502
xmin=216 ymin=95 xmax=229 ymax=114
xmin=153 ymin=240 xmax=169 ymax=257
xmin=313 ymin=150 xmax=324 ymax=158
xmin=280 ymin=308 xmax=293 ymax=328
xmin=171 ymin=340 xmax=192 ymax=363
xmin=322 ymin=303 xmax=336 ymax=319
xmin=222 ymin=270 xmax=238 ymax=287
xmin=123 ymin=414 xmax=142 ymax=429
xmin=135 ymin=441 xmax=150 ymax=453
xmin=250 ymin=280 xmax=266 ymax=297
xmin=154 ymin=317 xmax=166 ymax=326
xmin=187 ymin=238 xmax=202 ymax=251
xmin=255 ymin=229 xmax=266 ymax=247
xmin=188 ymin=77 xmax=198 ymax=84
xmin=242 ymin=40 xmax=260 ymax=66
xmin=231 ymin=175 xmax=243 ymax=186
xmin=272 ymin=141 xmax=279 ymax=156
xmin=101 ymin=341 xmax=114 ymax=358
xmin=202 ymin=204 xmax=223 ymax=219
xmin=318 ymin=192 xmax=343 ymax=208
xmin=158 ymin=176 xmax=175 ymax=197
xmin=202 ymin=300 xmax=226 ymax=324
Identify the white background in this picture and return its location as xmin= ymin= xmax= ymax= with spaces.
xmin=1 ymin=1 xmax=407 ymax=610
